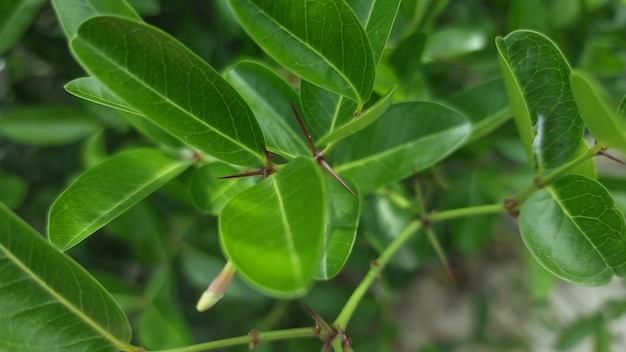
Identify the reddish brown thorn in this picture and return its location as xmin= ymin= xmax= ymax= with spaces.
xmin=597 ymin=149 xmax=626 ymax=165
xmin=248 ymin=329 xmax=260 ymax=349
xmin=291 ymin=103 xmax=357 ymax=197
xmin=219 ymin=144 xmax=274 ymax=179
xmin=219 ymin=170 xmax=265 ymax=179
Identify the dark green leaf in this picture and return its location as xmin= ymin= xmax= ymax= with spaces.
xmin=507 ymin=0 xmax=547 ymax=32
xmin=0 ymin=106 xmax=101 ymax=146
xmin=0 ymin=203 xmax=132 ymax=352
xmin=570 ymin=69 xmax=626 ymax=151
xmin=447 ymin=78 xmax=511 ymax=142
xmin=316 ymin=177 xmax=360 ymax=280
xmin=0 ymin=0 xmax=46 ymax=54
xmin=388 ymin=33 xmax=426 ymax=89
xmin=496 ymin=30 xmax=584 ymax=170
xmin=224 ymin=61 xmax=309 ymax=159
xmin=219 ymin=157 xmax=326 ymax=297
xmin=51 ymin=0 xmax=141 ymax=38
xmin=299 ymin=80 xmax=358 ymax=141
xmin=345 ymin=0 xmax=401 ymax=65
xmin=520 ymin=175 xmax=626 ymax=285
xmin=190 ymin=162 xmax=256 ymax=215
xmin=554 ymin=314 xmax=600 ymax=350
xmin=65 ymin=77 xmax=142 ymax=116
xmin=229 ymin=0 xmax=375 ymax=107
xmin=334 ymin=102 xmax=471 ymax=194
xmin=48 ymin=148 xmax=193 ymax=250
xmin=0 ymin=170 xmax=28 ymax=209
xmin=71 ymin=16 xmax=265 ymax=166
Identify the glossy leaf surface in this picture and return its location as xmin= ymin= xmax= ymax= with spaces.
xmin=316 ymin=177 xmax=360 ymax=280
xmin=51 ymin=0 xmax=141 ymax=38
xmin=0 ymin=203 xmax=132 ymax=352
xmin=224 ymin=61 xmax=309 ymax=159
xmin=229 ymin=0 xmax=375 ymax=107
xmin=49 ymin=148 xmax=192 ymax=250
xmin=334 ymin=102 xmax=471 ymax=194
xmin=0 ymin=0 xmax=46 ymax=54
xmin=496 ymin=30 xmax=584 ymax=169
xmin=220 ymin=157 xmax=326 ymax=297
xmin=345 ymin=0 xmax=400 ymax=65
xmin=190 ymin=162 xmax=256 ymax=215
xmin=65 ymin=77 xmax=142 ymax=116
xmin=0 ymin=106 xmax=101 ymax=146
xmin=71 ymin=16 xmax=265 ymax=166
xmin=520 ymin=175 xmax=626 ymax=285
xmin=299 ymin=80 xmax=358 ymax=141
xmin=570 ymin=69 xmax=626 ymax=151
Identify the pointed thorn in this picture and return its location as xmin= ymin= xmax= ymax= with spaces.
xmin=598 ymin=150 xmax=626 ymax=165
xmin=290 ymin=103 xmax=318 ymax=154
xmin=218 ymin=170 xmax=265 ymax=179
xmin=319 ymin=158 xmax=357 ymax=197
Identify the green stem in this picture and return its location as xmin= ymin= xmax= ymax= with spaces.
xmin=149 ymin=327 xmax=316 ymax=352
xmin=334 ymin=220 xmax=422 ymax=330
xmin=512 ymin=143 xmax=602 ymax=205
xmin=428 ymin=204 xmax=506 ymax=223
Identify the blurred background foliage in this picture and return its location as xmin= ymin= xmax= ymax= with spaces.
xmin=1 ymin=0 xmax=626 ymax=351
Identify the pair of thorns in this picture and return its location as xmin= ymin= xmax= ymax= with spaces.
xmin=221 ymin=104 xmax=356 ymax=197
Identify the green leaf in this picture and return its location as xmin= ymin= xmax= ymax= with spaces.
xmin=136 ymin=270 xmax=192 ymax=349
xmin=0 ymin=203 xmax=132 ymax=352
xmin=520 ymin=174 xmax=626 ymax=285
xmin=224 ymin=61 xmax=309 ymax=159
xmin=570 ymin=69 xmax=626 ymax=151
xmin=219 ymin=157 xmax=326 ymax=297
xmin=388 ymin=33 xmax=426 ymax=89
xmin=333 ymin=102 xmax=471 ymax=194
xmin=345 ymin=0 xmax=401 ymax=65
xmin=317 ymin=86 xmax=396 ymax=146
xmin=229 ymin=0 xmax=375 ymax=107
xmin=447 ymin=78 xmax=511 ymax=142
xmin=65 ymin=77 xmax=142 ymax=116
xmin=190 ymin=162 xmax=256 ymax=215
xmin=0 ymin=0 xmax=46 ymax=54
xmin=299 ymin=80 xmax=358 ymax=141
xmin=496 ymin=30 xmax=584 ymax=170
xmin=554 ymin=314 xmax=600 ymax=350
xmin=48 ymin=148 xmax=193 ymax=251
xmin=0 ymin=106 xmax=101 ymax=146
xmin=424 ymin=26 xmax=487 ymax=62
xmin=316 ymin=177 xmax=360 ymax=280
xmin=71 ymin=16 xmax=265 ymax=166
xmin=51 ymin=0 xmax=141 ymax=38
xmin=0 ymin=170 xmax=28 ymax=209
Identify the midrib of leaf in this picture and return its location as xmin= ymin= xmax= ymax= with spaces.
xmin=271 ymin=178 xmax=304 ymax=285
xmin=248 ymin=1 xmax=361 ymax=104
xmin=329 ymin=96 xmax=347 ymax=132
xmin=334 ymin=127 xmax=466 ymax=172
xmin=63 ymin=158 xmax=189 ymax=243
xmin=547 ymin=186 xmax=611 ymax=272
xmin=0 ymin=242 xmax=127 ymax=350
xmin=77 ymin=38 xmax=262 ymax=162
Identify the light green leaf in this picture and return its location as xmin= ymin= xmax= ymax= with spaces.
xmin=496 ymin=30 xmax=584 ymax=170
xmin=345 ymin=0 xmax=401 ymax=65
xmin=316 ymin=177 xmax=360 ymax=280
xmin=570 ymin=69 xmax=626 ymax=151
xmin=0 ymin=0 xmax=46 ymax=54
xmin=447 ymin=78 xmax=511 ymax=142
xmin=190 ymin=162 xmax=256 ymax=215
xmin=520 ymin=174 xmax=626 ymax=285
xmin=0 ymin=106 xmax=101 ymax=146
xmin=220 ymin=157 xmax=326 ymax=297
xmin=317 ymin=86 xmax=396 ymax=146
xmin=71 ymin=16 xmax=265 ymax=166
xmin=0 ymin=170 xmax=28 ymax=209
xmin=0 ymin=203 xmax=132 ymax=352
xmin=333 ymin=102 xmax=471 ymax=194
xmin=48 ymin=148 xmax=193 ymax=250
xmin=424 ymin=27 xmax=487 ymax=62
xmin=229 ymin=0 xmax=375 ymax=107
xmin=65 ymin=77 xmax=142 ymax=116
xmin=224 ymin=61 xmax=309 ymax=159
xmin=51 ymin=0 xmax=141 ymax=39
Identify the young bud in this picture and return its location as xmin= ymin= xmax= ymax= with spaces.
xmin=196 ymin=260 xmax=236 ymax=312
